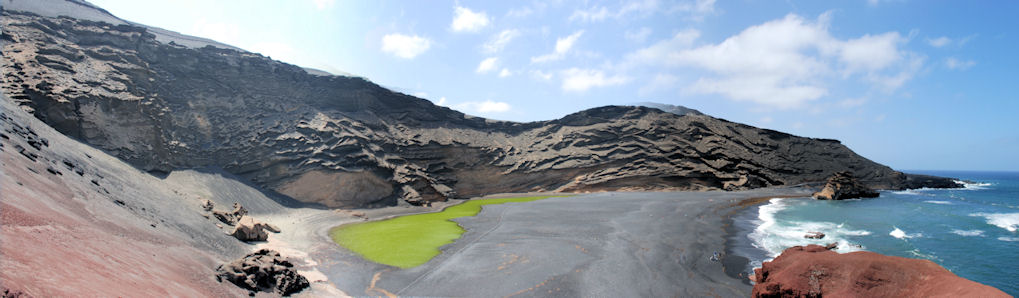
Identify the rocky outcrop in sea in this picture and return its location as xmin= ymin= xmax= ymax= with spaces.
xmin=812 ymin=171 xmax=881 ymax=200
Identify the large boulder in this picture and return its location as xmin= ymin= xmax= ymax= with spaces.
xmin=812 ymin=171 xmax=880 ymax=200
xmin=752 ymin=245 xmax=1009 ymax=297
xmin=229 ymin=216 xmax=277 ymax=242
xmin=215 ymin=249 xmax=309 ymax=296
xmin=212 ymin=203 xmax=248 ymax=226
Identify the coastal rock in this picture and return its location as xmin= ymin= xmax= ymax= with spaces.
xmin=752 ymin=245 xmax=1009 ymax=298
xmin=215 ymin=249 xmax=309 ymax=296
xmin=229 ymin=216 xmax=271 ymax=242
xmin=804 ymin=231 xmax=825 ymax=239
xmin=812 ymin=171 xmax=880 ymax=200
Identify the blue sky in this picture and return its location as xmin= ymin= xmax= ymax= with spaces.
xmin=88 ymin=0 xmax=1018 ymax=171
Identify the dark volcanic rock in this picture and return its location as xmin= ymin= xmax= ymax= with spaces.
xmin=803 ymin=231 xmax=825 ymax=239
xmin=812 ymin=171 xmax=880 ymax=200
xmin=216 ymin=249 xmax=309 ymax=296
xmin=229 ymin=216 xmax=274 ymax=242
xmin=212 ymin=203 xmax=248 ymax=226
xmin=2 ymin=288 xmax=32 ymax=298
xmin=901 ymin=173 xmax=964 ymax=189
xmin=0 ymin=4 xmax=962 ymax=208
xmin=752 ymin=245 xmax=1009 ymax=298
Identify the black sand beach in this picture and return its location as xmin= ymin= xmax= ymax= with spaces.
xmin=260 ymin=189 xmax=813 ymax=297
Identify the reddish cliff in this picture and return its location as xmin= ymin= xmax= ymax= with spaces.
xmin=752 ymin=245 xmax=1009 ymax=298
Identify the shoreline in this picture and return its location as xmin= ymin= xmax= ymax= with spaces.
xmin=265 ymin=188 xmax=819 ymax=296
xmin=719 ymin=191 xmax=815 ymax=284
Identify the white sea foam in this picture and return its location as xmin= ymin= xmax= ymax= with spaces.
xmin=970 ymin=212 xmax=1019 ymax=232
xmin=891 ymin=190 xmax=915 ymax=195
xmin=890 ymin=227 xmax=922 ymax=239
xmin=998 ymin=236 xmax=1019 ymax=242
xmin=951 ymin=229 xmax=984 ymax=237
xmin=924 ymin=200 xmax=953 ymax=205
xmin=749 ymin=199 xmax=869 ymax=258
xmin=956 ymin=180 xmax=993 ymax=190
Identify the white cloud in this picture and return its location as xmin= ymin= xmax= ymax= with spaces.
xmin=311 ymin=0 xmax=335 ymax=10
xmin=483 ymin=29 xmax=521 ymax=53
xmin=623 ymin=29 xmax=700 ymax=67
xmin=506 ymin=6 xmax=533 ymax=18
xmin=625 ymin=27 xmax=653 ymax=43
xmin=499 ymin=68 xmax=512 ymax=78
xmin=560 ymin=68 xmax=629 ymax=92
xmin=381 ymin=34 xmax=431 ymax=59
xmin=571 ymin=0 xmax=667 ymax=22
xmin=946 ymin=57 xmax=976 ymax=70
xmin=569 ymin=6 xmax=611 ymax=22
xmin=435 ymin=97 xmax=448 ymax=106
xmin=623 ymin=13 xmax=921 ymax=108
xmin=532 ymin=30 xmax=584 ymax=63
xmin=451 ymin=5 xmax=490 ymax=33
xmin=476 ymin=57 xmax=499 ymax=74
xmin=669 ymin=0 xmax=716 ymax=17
xmin=927 ymin=35 xmax=975 ymax=48
xmin=927 ymin=36 xmax=951 ymax=48
xmin=531 ymin=70 xmax=553 ymax=81
xmin=454 ymin=100 xmax=512 ymax=113
xmin=839 ymin=32 xmax=904 ymax=73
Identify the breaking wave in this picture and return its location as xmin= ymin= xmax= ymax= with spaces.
xmin=749 ymin=199 xmax=869 ymax=259
xmin=890 ymin=227 xmax=922 ymax=239
xmin=970 ymin=212 xmax=1019 ymax=232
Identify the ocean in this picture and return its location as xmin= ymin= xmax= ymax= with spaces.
xmin=728 ymin=170 xmax=1019 ymax=295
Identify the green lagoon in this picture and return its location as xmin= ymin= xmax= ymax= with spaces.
xmin=330 ymin=196 xmax=564 ymax=269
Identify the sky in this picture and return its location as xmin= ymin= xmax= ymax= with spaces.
xmin=87 ymin=0 xmax=1019 ymax=171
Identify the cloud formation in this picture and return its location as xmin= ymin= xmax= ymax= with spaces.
xmin=571 ymin=0 xmax=715 ymax=22
xmin=927 ymin=36 xmax=951 ymax=47
xmin=625 ymin=13 xmax=921 ymax=108
xmin=381 ymin=34 xmax=432 ymax=59
xmin=532 ymin=30 xmax=584 ymax=63
xmin=560 ymin=68 xmax=629 ymax=92
xmin=483 ymin=29 xmax=520 ymax=53
xmin=476 ymin=57 xmax=499 ymax=73
xmin=946 ymin=57 xmax=976 ymax=70
xmin=451 ymin=6 xmax=490 ymax=33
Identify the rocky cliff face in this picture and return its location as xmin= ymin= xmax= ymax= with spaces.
xmin=812 ymin=171 xmax=881 ymax=200
xmin=752 ymin=245 xmax=1009 ymax=297
xmin=0 ymin=3 xmax=958 ymax=208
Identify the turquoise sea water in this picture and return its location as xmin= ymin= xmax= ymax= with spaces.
xmin=730 ymin=171 xmax=1019 ymax=295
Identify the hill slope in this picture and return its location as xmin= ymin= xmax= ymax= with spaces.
xmin=0 ymin=1 xmax=956 ymax=208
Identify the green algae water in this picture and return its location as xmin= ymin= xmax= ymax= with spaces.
xmin=331 ymin=196 xmax=564 ymax=269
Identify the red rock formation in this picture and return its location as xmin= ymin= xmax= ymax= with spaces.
xmin=752 ymin=245 xmax=1009 ymax=298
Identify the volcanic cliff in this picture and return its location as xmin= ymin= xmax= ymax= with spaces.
xmin=1 ymin=0 xmax=958 ymax=208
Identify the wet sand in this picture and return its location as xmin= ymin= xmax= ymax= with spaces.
xmin=264 ymin=189 xmax=812 ymax=297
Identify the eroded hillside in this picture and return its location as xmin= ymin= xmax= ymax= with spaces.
xmin=0 ymin=4 xmax=953 ymax=208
